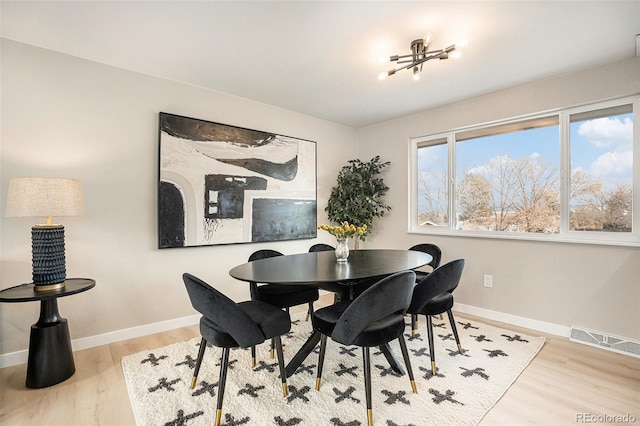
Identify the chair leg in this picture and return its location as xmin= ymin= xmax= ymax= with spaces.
xmin=215 ymin=347 xmax=230 ymax=426
xmin=426 ymin=315 xmax=436 ymax=375
xmin=397 ymin=334 xmax=417 ymax=394
xmin=447 ymin=310 xmax=463 ymax=354
xmin=190 ymin=337 xmax=208 ymax=389
xmin=362 ymin=347 xmax=373 ymax=426
xmin=315 ymin=334 xmax=328 ymax=390
xmin=411 ymin=314 xmax=418 ymax=337
xmin=271 ymin=338 xmax=275 ymax=359
xmin=273 ymin=336 xmax=289 ymax=397
xmin=251 ymin=346 xmax=256 ymax=368
xmin=306 ymin=302 xmax=314 ymax=321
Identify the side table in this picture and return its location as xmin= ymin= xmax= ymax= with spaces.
xmin=0 ymin=278 xmax=95 ymax=388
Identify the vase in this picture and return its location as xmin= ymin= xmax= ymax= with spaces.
xmin=335 ymin=238 xmax=349 ymax=262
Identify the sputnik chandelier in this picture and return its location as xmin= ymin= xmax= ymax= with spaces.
xmin=378 ymin=34 xmax=467 ymax=81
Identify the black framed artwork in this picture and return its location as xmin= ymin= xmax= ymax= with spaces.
xmin=158 ymin=113 xmax=317 ymax=248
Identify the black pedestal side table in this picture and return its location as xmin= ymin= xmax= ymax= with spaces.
xmin=0 ymin=278 xmax=95 ymax=388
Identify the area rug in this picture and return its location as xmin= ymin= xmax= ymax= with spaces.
xmin=122 ymin=312 xmax=544 ymax=426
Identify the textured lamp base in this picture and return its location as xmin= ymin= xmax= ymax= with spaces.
xmin=32 ymin=225 xmax=66 ymax=290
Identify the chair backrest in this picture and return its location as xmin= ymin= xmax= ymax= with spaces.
xmin=182 ymin=273 xmax=264 ymax=347
xmin=332 ymin=270 xmax=416 ymax=345
xmin=247 ymin=249 xmax=284 ymax=297
xmin=408 ymin=259 xmax=465 ymax=313
xmin=249 ymin=249 xmax=284 ymax=261
xmin=409 ymin=243 xmax=442 ymax=269
xmin=308 ymin=243 xmax=335 ymax=252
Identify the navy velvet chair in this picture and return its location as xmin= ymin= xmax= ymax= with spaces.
xmin=406 ymin=259 xmax=465 ymax=375
xmin=408 ymin=243 xmax=443 ymax=336
xmin=182 ymin=273 xmax=291 ymax=426
xmin=312 ymin=270 xmax=417 ymax=426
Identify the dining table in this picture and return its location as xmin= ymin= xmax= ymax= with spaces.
xmin=229 ymin=249 xmax=432 ymax=377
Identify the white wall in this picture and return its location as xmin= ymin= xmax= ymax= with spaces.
xmin=0 ymin=39 xmax=357 ymax=356
xmin=356 ymin=57 xmax=640 ymax=340
xmin=2 ymin=38 xmax=638 ymax=362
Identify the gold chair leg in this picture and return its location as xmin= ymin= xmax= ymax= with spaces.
xmin=367 ymin=409 xmax=373 ymax=426
xmin=215 ymin=409 xmax=222 ymax=426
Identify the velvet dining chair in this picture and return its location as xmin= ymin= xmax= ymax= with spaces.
xmin=248 ymin=249 xmax=319 ymax=318
xmin=311 ymin=270 xmax=417 ymax=426
xmin=308 ymin=243 xmax=346 ymax=299
xmin=308 ymin=243 xmax=335 ymax=252
xmin=248 ymin=249 xmax=319 ymax=361
xmin=406 ymin=259 xmax=465 ymax=375
xmin=408 ymin=243 xmax=443 ymax=336
xmin=182 ymin=273 xmax=291 ymax=426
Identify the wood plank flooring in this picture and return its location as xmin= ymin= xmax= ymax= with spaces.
xmin=1 ymin=297 xmax=638 ymax=425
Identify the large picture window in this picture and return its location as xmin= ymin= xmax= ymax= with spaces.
xmin=410 ymin=97 xmax=638 ymax=245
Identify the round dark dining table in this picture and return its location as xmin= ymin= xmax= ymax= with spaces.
xmin=229 ymin=249 xmax=432 ymax=377
xmin=229 ymin=249 xmax=432 ymax=285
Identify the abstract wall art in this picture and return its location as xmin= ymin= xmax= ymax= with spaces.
xmin=158 ymin=113 xmax=317 ymax=248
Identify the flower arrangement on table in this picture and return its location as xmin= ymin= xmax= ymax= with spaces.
xmin=318 ymin=222 xmax=366 ymax=261
xmin=318 ymin=221 xmax=367 ymax=239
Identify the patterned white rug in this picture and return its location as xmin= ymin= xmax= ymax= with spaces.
xmin=122 ymin=312 xmax=544 ymax=426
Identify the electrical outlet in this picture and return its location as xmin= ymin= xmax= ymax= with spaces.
xmin=483 ymin=274 xmax=493 ymax=288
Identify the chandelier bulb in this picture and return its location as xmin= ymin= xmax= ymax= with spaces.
xmin=456 ymin=39 xmax=469 ymax=49
xmin=412 ymin=67 xmax=420 ymax=81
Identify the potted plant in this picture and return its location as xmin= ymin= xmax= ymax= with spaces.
xmin=325 ymin=155 xmax=391 ymax=249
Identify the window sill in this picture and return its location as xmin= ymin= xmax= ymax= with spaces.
xmin=407 ymin=227 xmax=640 ymax=248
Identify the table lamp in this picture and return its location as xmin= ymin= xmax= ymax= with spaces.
xmin=5 ymin=177 xmax=85 ymax=291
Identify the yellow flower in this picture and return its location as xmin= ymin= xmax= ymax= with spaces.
xmin=318 ymin=221 xmax=366 ymax=238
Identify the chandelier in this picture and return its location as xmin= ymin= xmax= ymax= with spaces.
xmin=378 ymin=34 xmax=467 ymax=81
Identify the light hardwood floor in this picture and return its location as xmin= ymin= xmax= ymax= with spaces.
xmin=1 ymin=296 xmax=639 ymax=425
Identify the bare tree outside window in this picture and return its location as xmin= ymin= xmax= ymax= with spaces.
xmin=413 ymin=97 xmax=636 ymax=243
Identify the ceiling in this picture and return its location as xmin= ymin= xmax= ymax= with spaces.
xmin=1 ymin=1 xmax=639 ymax=128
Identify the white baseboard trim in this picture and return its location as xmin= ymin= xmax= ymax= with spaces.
xmin=1 ymin=305 xmax=570 ymax=369
xmin=454 ymin=303 xmax=571 ymax=338
xmin=0 ymin=314 xmax=200 ymax=369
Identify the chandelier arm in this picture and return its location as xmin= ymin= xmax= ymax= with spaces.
xmin=393 ymin=48 xmax=446 ymax=61
xmin=396 ymin=50 xmax=447 ymax=66
xmin=381 ymin=37 xmax=462 ymax=79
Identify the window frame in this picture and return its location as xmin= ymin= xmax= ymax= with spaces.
xmin=408 ymin=96 xmax=639 ymax=247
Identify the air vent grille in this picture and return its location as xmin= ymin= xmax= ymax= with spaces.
xmin=570 ymin=327 xmax=640 ymax=358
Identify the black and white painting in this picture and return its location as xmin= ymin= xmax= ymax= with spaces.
xmin=158 ymin=113 xmax=317 ymax=248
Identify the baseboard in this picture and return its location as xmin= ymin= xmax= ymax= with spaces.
xmin=0 ymin=314 xmax=200 ymax=369
xmin=0 ymin=305 xmax=571 ymax=369
xmin=454 ymin=303 xmax=571 ymax=337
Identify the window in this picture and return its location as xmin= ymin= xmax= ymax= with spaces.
xmin=410 ymin=97 xmax=638 ymax=245
xmin=569 ymin=105 xmax=633 ymax=233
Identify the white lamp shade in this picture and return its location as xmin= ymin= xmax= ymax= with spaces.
xmin=5 ymin=177 xmax=85 ymax=219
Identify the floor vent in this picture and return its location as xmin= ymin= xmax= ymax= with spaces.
xmin=570 ymin=327 xmax=640 ymax=358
